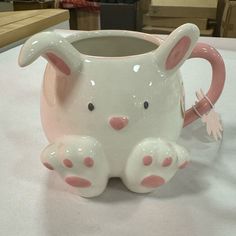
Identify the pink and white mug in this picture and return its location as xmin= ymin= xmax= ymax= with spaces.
xmin=19 ymin=24 xmax=225 ymax=197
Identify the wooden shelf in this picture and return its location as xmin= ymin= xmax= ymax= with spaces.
xmin=151 ymin=0 xmax=217 ymax=8
xmin=142 ymin=26 xmax=214 ymax=36
xmin=149 ymin=0 xmax=217 ymax=18
xmin=0 ymin=9 xmax=69 ymax=48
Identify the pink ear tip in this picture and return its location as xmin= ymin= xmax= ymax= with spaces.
xmin=165 ymin=36 xmax=191 ymax=70
xmin=46 ymin=52 xmax=71 ymax=75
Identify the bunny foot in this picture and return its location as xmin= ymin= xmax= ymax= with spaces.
xmin=122 ymin=138 xmax=189 ymax=193
xmin=41 ymin=135 xmax=109 ymax=197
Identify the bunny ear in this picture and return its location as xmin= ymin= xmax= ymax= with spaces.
xmin=18 ymin=31 xmax=82 ymax=76
xmin=154 ymin=24 xmax=200 ymax=77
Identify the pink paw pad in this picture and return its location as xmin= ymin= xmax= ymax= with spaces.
xmin=43 ymin=162 xmax=54 ymax=170
xmin=141 ymin=175 xmax=165 ymax=188
xmin=83 ymin=157 xmax=94 ymax=167
xmin=65 ymin=176 xmax=91 ymax=188
xmin=179 ymin=161 xmax=189 ymax=169
xmin=143 ymin=155 xmax=153 ymax=166
xmin=162 ymin=157 xmax=173 ymax=167
xmin=63 ymin=159 xmax=73 ymax=168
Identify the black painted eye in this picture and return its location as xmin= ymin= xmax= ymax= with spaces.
xmin=88 ymin=103 xmax=95 ymax=111
xmin=144 ymin=101 xmax=149 ymax=109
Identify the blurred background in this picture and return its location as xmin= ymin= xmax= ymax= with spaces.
xmin=0 ymin=0 xmax=236 ymax=51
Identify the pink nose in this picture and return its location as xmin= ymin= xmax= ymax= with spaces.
xmin=109 ymin=116 xmax=129 ymax=130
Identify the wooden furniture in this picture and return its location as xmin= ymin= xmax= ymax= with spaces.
xmin=69 ymin=8 xmax=100 ymax=30
xmin=149 ymin=0 xmax=217 ymax=18
xmin=142 ymin=26 xmax=214 ymax=36
xmin=13 ymin=0 xmax=54 ymax=11
xmin=143 ymin=0 xmax=218 ymax=36
xmin=100 ymin=3 xmax=138 ymax=30
xmin=0 ymin=9 xmax=69 ymax=49
xmin=221 ymin=0 xmax=236 ymax=37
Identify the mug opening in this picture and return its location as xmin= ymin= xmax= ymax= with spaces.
xmin=71 ymin=35 xmax=159 ymax=57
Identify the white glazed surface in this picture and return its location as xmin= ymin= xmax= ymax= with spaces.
xmin=41 ymin=55 xmax=184 ymax=173
xmin=19 ymin=24 xmax=200 ymax=197
xmin=2 ymin=35 xmax=236 ymax=236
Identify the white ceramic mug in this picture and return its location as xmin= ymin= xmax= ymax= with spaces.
xmin=19 ymin=24 xmax=225 ymax=197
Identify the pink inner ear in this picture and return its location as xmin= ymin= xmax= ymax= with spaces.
xmin=46 ymin=52 xmax=71 ymax=75
xmin=165 ymin=36 xmax=191 ymax=70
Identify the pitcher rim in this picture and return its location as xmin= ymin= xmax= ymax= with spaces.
xmin=65 ymin=30 xmax=163 ymax=59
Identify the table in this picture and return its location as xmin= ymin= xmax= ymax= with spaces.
xmin=0 ymin=9 xmax=69 ymax=51
xmin=0 ymin=32 xmax=236 ymax=236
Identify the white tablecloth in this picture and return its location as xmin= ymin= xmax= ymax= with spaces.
xmin=0 ymin=33 xmax=236 ymax=236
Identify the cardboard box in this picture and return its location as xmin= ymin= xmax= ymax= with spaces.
xmin=149 ymin=0 xmax=217 ymax=18
xmin=136 ymin=0 xmax=151 ymax=30
xmin=76 ymin=9 xmax=100 ymax=30
xmin=221 ymin=0 xmax=236 ymax=37
xmin=142 ymin=25 xmax=214 ymax=36
xmin=143 ymin=14 xmax=208 ymax=29
xmin=151 ymin=0 xmax=217 ymax=8
xmin=13 ymin=0 xmax=54 ymax=11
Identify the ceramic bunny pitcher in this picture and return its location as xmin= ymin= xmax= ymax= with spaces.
xmin=19 ymin=24 xmax=225 ymax=197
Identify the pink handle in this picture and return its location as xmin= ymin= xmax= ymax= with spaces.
xmin=183 ymin=42 xmax=226 ymax=127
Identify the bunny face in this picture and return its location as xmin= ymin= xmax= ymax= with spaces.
xmin=41 ymin=54 xmax=183 ymax=145
xmin=19 ymin=24 xmax=201 ymax=191
xmin=18 ymin=25 xmax=228 ymax=197
xmin=19 ymin=23 xmax=199 ymax=147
